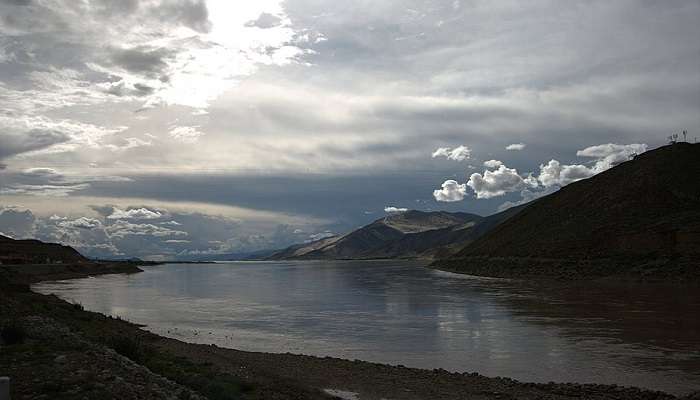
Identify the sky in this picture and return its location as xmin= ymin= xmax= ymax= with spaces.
xmin=0 ymin=0 xmax=699 ymax=260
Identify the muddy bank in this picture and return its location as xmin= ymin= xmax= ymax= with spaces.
xmin=1 ymin=266 xmax=696 ymax=399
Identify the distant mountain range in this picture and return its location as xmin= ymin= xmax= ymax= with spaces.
xmin=433 ymin=142 xmax=700 ymax=279
xmin=267 ymin=208 xmax=523 ymax=260
xmin=0 ymin=234 xmax=88 ymax=265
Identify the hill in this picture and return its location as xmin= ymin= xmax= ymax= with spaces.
xmin=0 ymin=234 xmax=88 ymax=265
xmin=267 ymin=209 xmax=522 ymax=260
xmin=433 ymin=143 xmax=700 ymax=280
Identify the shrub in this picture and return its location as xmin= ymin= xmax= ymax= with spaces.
xmin=106 ymin=335 xmax=152 ymax=363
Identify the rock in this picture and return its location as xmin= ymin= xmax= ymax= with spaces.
xmin=54 ymin=355 xmax=67 ymax=363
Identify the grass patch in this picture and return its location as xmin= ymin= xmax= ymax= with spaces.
xmin=105 ymin=334 xmax=154 ymax=364
xmin=145 ymin=353 xmax=253 ymax=400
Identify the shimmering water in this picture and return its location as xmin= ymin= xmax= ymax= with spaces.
xmin=33 ymin=260 xmax=700 ymax=395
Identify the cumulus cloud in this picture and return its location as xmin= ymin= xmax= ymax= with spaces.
xmin=577 ymin=143 xmax=648 ymax=172
xmin=537 ymin=160 xmax=595 ymax=188
xmin=384 ymin=206 xmax=408 ymax=213
xmin=58 ymin=217 xmax=102 ymax=230
xmin=467 ymin=164 xmax=537 ymax=199
xmin=105 ymin=220 xmax=187 ymax=238
xmin=506 ymin=143 xmax=526 ymax=151
xmin=483 ymin=160 xmax=503 ymax=169
xmin=431 ymin=145 xmax=471 ymax=162
xmin=433 ymin=180 xmax=468 ymax=202
xmin=537 ymin=143 xmax=647 ymax=187
xmin=436 ymin=142 xmax=649 ymax=205
xmin=108 ymin=207 xmax=163 ymax=220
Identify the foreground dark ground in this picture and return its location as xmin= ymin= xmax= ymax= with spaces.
xmin=1 ymin=264 xmax=698 ymax=400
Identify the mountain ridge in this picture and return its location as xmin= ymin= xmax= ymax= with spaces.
xmin=432 ymin=142 xmax=700 ymax=280
xmin=267 ymin=208 xmax=522 ymax=260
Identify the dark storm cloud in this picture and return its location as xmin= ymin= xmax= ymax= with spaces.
xmin=0 ymin=129 xmax=70 ymax=161
xmin=1 ymin=0 xmax=32 ymax=6
xmin=155 ymin=0 xmax=211 ymax=33
xmin=109 ymin=46 xmax=174 ymax=76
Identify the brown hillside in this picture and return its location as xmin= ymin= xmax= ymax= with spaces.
xmin=0 ymin=234 xmax=88 ymax=265
xmin=434 ymin=143 xmax=700 ymax=279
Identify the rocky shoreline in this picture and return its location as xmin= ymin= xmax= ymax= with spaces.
xmin=1 ymin=265 xmax=697 ymax=399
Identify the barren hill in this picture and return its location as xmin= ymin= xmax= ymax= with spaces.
xmin=0 ymin=234 xmax=88 ymax=265
xmin=267 ymin=208 xmax=523 ymax=260
xmin=433 ymin=143 xmax=700 ymax=279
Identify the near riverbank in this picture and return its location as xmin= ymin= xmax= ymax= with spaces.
xmin=1 ymin=265 xmax=697 ymax=400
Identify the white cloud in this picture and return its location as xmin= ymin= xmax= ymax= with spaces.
xmin=108 ymin=207 xmax=163 ymax=220
xmin=431 ymin=145 xmax=471 ymax=162
xmin=384 ymin=206 xmax=408 ymax=213
xmin=537 ymin=160 xmax=595 ymax=188
xmin=105 ymin=220 xmax=187 ymax=238
xmin=161 ymin=220 xmax=182 ymax=226
xmin=506 ymin=143 xmax=526 ymax=151
xmin=169 ymin=126 xmax=205 ymax=143
xmin=483 ymin=159 xmax=503 ymax=169
xmin=433 ymin=180 xmax=467 ymax=202
xmin=537 ymin=143 xmax=647 ymax=187
xmin=467 ymin=164 xmax=536 ymax=199
xmin=307 ymin=231 xmax=335 ymax=242
xmin=105 ymin=137 xmax=153 ymax=152
xmin=576 ymin=143 xmax=647 ymax=172
xmin=58 ymin=217 xmax=102 ymax=230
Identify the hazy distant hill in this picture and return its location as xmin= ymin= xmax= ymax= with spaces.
xmin=267 ymin=209 xmax=521 ymax=260
xmin=434 ymin=143 xmax=700 ymax=279
xmin=0 ymin=234 xmax=88 ymax=265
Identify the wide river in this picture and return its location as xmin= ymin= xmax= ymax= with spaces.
xmin=33 ymin=260 xmax=700 ymax=395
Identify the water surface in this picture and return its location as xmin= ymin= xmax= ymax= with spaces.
xmin=33 ymin=261 xmax=700 ymax=395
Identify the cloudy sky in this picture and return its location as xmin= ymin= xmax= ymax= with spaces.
xmin=1 ymin=0 xmax=698 ymax=259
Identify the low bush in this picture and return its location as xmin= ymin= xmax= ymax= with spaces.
xmin=105 ymin=334 xmax=152 ymax=363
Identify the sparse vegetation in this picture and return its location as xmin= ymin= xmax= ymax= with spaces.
xmin=105 ymin=334 xmax=153 ymax=364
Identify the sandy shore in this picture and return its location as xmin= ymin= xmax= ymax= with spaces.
xmin=0 ymin=264 xmax=695 ymax=399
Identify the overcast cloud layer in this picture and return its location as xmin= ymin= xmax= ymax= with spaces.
xmin=1 ymin=0 xmax=699 ymax=259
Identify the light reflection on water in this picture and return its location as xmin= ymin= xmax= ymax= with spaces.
xmin=33 ymin=260 xmax=700 ymax=395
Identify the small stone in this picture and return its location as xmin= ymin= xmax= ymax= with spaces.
xmin=54 ymin=355 xmax=67 ymax=363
